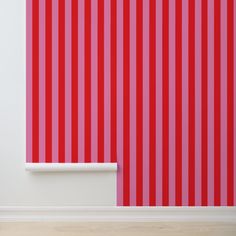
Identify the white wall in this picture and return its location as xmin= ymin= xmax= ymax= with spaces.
xmin=0 ymin=0 xmax=116 ymax=206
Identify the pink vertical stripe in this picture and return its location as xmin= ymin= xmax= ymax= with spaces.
xmin=208 ymin=0 xmax=214 ymax=205
xmin=169 ymin=0 xmax=176 ymax=206
xmin=52 ymin=0 xmax=58 ymax=163
xmin=221 ymin=0 xmax=227 ymax=206
xmin=39 ymin=0 xmax=45 ymax=163
xmin=182 ymin=0 xmax=189 ymax=206
xmin=78 ymin=0 xmax=85 ymax=163
xmin=143 ymin=0 xmax=149 ymax=206
xmin=234 ymin=0 xmax=236 ymax=205
xmin=117 ymin=0 xmax=123 ymax=206
xmin=130 ymin=0 xmax=136 ymax=206
xmin=65 ymin=0 xmax=72 ymax=163
xmin=195 ymin=0 xmax=201 ymax=206
xmin=91 ymin=0 xmax=98 ymax=163
xmin=156 ymin=0 xmax=163 ymax=206
xmin=26 ymin=0 xmax=32 ymax=163
xmin=104 ymin=0 xmax=111 ymax=163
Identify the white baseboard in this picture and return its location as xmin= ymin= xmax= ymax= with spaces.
xmin=0 ymin=206 xmax=235 ymax=222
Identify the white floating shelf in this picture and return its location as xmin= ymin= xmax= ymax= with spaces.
xmin=25 ymin=163 xmax=117 ymax=172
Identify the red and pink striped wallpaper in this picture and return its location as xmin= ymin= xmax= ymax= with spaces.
xmin=26 ymin=0 xmax=236 ymax=206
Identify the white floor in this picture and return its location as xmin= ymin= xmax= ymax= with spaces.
xmin=0 ymin=222 xmax=236 ymax=236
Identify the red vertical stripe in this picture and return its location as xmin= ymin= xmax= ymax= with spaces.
xmin=149 ymin=0 xmax=156 ymax=206
xmin=123 ymin=0 xmax=130 ymax=206
xmin=214 ymin=0 xmax=221 ymax=206
xmin=45 ymin=0 xmax=52 ymax=163
xmin=72 ymin=0 xmax=78 ymax=163
xmin=176 ymin=0 xmax=182 ymax=206
xmin=98 ymin=0 xmax=104 ymax=163
xmin=58 ymin=0 xmax=65 ymax=163
xmin=188 ymin=0 xmax=195 ymax=206
xmin=227 ymin=0 xmax=234 ymax=206
xmin=85 ymin=0 xmax=91 ymax=163
xmin=162 ymin=0 xmax=169 ymax=206
xmin=32 ymin=0 xmax=39 ymax=163
xmin=111 ymin=0 xmax=117 ymax=163
xmin=201 ymin=0 xmax=208 ymax=206
xmin=136 ymin=0 xmax=143 ymax=206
